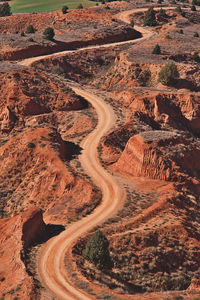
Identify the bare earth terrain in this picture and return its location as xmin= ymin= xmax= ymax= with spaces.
xmin=1 ymin=1 xmax=200 ymax=300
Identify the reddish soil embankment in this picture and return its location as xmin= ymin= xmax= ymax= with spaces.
xmin=0 ymin=208 xmax=46 ymax=299
xmin=0 ymin=68 xmax=87 ymax=132
xmin=2 ymin=26 xmax=141 ymax=61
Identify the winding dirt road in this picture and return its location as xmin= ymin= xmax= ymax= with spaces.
xmin=19 ymin=8 xmax=158 ymax=66
xmin=38 ymin=86 xmax=125 ymax=300
xmin=18 ymin=6 xmax=175 ymax=299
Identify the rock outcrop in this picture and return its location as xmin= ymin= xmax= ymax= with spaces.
xmin=0 ymin=106 xmax=16 ymax=132
xmin=0 ymin=208 xmax=46 ymax=299
xmin=112 ymin=130 xmax=200 ymax=184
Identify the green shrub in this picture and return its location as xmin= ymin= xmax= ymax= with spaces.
xmin=0 ymin=2 xmax=11 ymax=17
xmin=191 ymin=5 xmax=196 ymax=10
xmin=144 ymin=7 xmax=157 ymax=26
xmin=158 ymin=61 xmax=179 ymax=85
xmin=50 ymin=64 xmax=65 ymax=77
xmin=77 ymin=3 xmax=83 ymax=8
xmin=181 ymin=11 xmax=186 ymax=17
xmin=62 ymin=5 xmax=68 ymax=14
xmin=165 ymin=34 xmax=172 ymax=39
xmin=152 ymin=44 xmax=161 ymax=54
xmin=175 ymin=5 xmax=182 ymax=13
xmin=192 ymin=52 xmax=200 ymax=62
xmin=194 ymin=32 xmax=199 ymax=37
xmin=27 ymin=37 xmax=34 ymax=42
xmin=158 ymin=8 xmax=166 ymax=17
xmin=26 ymin=25 xmax=36 ymax=34
xmin=130 ymin=19 xmax=134 ymax=27
xmin=43 ymin=27 xmax=55 ymax=40
xmin=82 ymin=230 xmax=113 ymax=270
xmin=27 ymin=142 xmax=36 ymax=148
xmin=179 ymin=29 xmax=184 ymax=34
xmin=21 ymin=31 xmax=25 ymax=36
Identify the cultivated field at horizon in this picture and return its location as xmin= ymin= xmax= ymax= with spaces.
xmin=11 ymin=0 xmax=98 ymax=13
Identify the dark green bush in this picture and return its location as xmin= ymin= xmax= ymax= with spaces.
xmin=144 ymin=7 xmax=157 ymax=26
xmin=194 ymin=32 xmax=199 ymax=37
xmin=27 ymin=37 xmax=34 ymax=42
xmin=158 ymin=61 xmax=179 ymax=85
xmin=26 ymin=25 xmax=36 ymax=34
xmin=175 ymin=5 xmax=182 ymax=13
xmin=191 ymin=4 xmax=196 ymax=10
xmin=192 ymin=52 xmax=200 ymax=62
xmin=62 ymin=5 xmax=68 ymax=14
xmin=27 ymin=142 xmax=36 ymax=148
xmin=0 ymin=2 xmax=11 ymax=17
xmin=82 ymin=230 xmax=113 ymax=270
xmin=152 ymin=44 xmax=161 ymax=54
xmin=50 ymin=64 xmax=65 ymax=77
xmin=158 ymin=8 xmax=166 ymax=17
xmin=77 ymin=3 xmax=83 ymax=8
xmin=130 ymin=19 xmax=134 ymax=27
xmin=181 ymin=11 xmax=186 ymax=17
xmin=42 ymin=27 xmax=55 ymax=40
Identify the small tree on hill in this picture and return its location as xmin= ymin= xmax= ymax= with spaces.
xmin=26 ymin=25 xmax=36 ymax=34
xmin=158 ymin=8 xmax=166 ymax=17
xmin=82 ymin=230 xmax=113 ymax=270
xmin=62 ymin=5 xmax=68 ymax=14
xmin=43 ymin=27 xmax=55 ymax=40
xmin=77 ymin=3 xmax=83 ymax=9
xmin=158 ymin=61 xmax=179 ymax=86
xmin=191 ymin=4 xmax=196 ymax=11
xmin=0 ymin=2 xmax=11 ymax=17
xmin=144 ymin=7 xmax=157 ymax=26
xmin=192 ymin=52 xmax=200 ymax=62
xmin=176 ymin=5 xmax=182 ymax=13
xmin=152 ymin=44 xmax=161 ymax=54
xmin=130 ymin=19 xmax=134 ymax=28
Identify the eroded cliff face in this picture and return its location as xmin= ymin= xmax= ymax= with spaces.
xmin=0 ymin=208 xmax=46 ymax=299
xmin=0 ymin=68 xmax=87 ymax=133
xmin=94 ymin=51 xmax=200 ymax=90
xmin=0 ymin=126 xmax=98 ymax=224
xmin=101 ymin=90 xmax=200 ymax=167
xmin=112 ymin=130 xmax=200 ymax=185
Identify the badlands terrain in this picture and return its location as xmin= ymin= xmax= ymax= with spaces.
xmin=1 ymin=0 xmax=200 ymax=299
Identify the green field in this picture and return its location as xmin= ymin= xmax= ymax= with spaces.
xmin=11 ymin=0 xmax=98 ymax=13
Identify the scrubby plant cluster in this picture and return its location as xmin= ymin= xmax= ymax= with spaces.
xmin=158 ymin=61 xmax=179 ymax=86
xmin=82 ymin=230 xmax=113 ymax=270
xmin=0 ymin=2 xmax=11 ymax=17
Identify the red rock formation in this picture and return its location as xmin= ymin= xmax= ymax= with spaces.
xmin=112 ymin=130 xmax=200 ymax=185
xmin=0 ymin=126 xmax=97 ymax=224
xmin=22 ymin=209 xmax=46 ymax=248
xmin=0 ymin=68 xmax=87 ymax=132
xmin=0 ymin=106 xmax=16 ymax=132
xmin=0 ymin=208 xmax=46 ymax=299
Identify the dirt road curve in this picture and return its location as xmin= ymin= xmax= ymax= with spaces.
xmin=18 ymin=7 xmax=175 ymax=299
xmin=18 ymin=7 xmax=160 ymax=66
xmin=38 ymin=86 xmax=125 ymax=300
